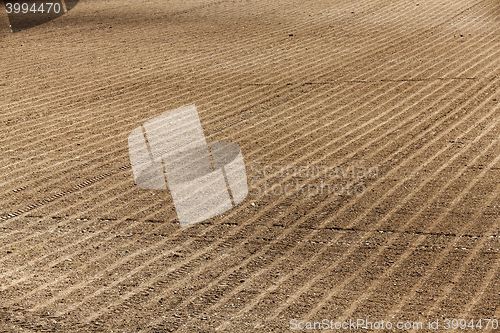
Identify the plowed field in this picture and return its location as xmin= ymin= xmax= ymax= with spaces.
xmin=1 ymin=0 xmax=499 ymax=332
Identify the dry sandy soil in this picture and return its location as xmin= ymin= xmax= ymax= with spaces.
xmin=1 ymin=0 xmax=500 ymax=331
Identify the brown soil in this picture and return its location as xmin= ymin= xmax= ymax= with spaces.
xmin=1 ymin=0 xmax=499 ymax=332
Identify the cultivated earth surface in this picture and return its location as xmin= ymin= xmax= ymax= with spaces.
xmin=1 ymin=0 xmax=499 ymax=331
